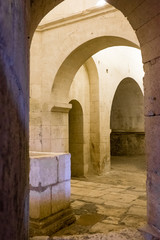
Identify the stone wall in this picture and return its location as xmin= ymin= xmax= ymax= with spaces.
xmin=0 ymin=0 xmax=30 ymax=239
xmin=69 ymin=65 xmax=90 ymax=176
xmin=111 ymin=132 xmax=145 ymax=156
xmin=69 ymin=100 xmax=84 ymax=177
xmin=30 ymin=7 xmax=144 ymax=173
xmin=29 ymin=152 xmax=75 ymax=236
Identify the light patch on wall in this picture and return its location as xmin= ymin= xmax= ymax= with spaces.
xmin=96 ymin=0 xmax=107 ymax=7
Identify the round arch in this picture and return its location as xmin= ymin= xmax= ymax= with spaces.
xmin=30 ymin=0 xmax=160 ymax=236
xmin=52 ymin=36 xmax=139 ymax=103
xmin=69 ymin=99 xmax=84 ymax=177
xmin=110 ymin=77 xmax=145 ymax=156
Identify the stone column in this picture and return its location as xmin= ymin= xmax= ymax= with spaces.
xmin=142 ymin=58 xmax=160 ymax=239
xmin=110 ymin=0 xmax=160 ymax=238
xmin=0 ymin=0 xmax=30 ymax=239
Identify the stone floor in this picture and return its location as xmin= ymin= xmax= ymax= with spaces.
xmin=51 ymin=155 xmax=147 ymax=239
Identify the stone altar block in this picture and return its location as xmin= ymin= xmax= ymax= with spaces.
xmin=29 ymin=152 xmax=75 ymax=236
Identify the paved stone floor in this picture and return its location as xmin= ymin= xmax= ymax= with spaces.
xmin=51 ymin=156 xmax=147 ymax=239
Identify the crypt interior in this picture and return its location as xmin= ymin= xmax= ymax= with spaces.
xmin=1 ymin=0 xmax=160 ymax=240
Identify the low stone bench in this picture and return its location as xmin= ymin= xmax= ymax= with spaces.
xmin=29 ymin=152 xmax=75 ymax=237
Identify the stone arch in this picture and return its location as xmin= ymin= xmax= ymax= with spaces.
xmin=85 ymin=58 xmax=101 ymax=173
xmin=52 ymin=36 xmax=139 ymax=103
xmin=69 ymin=99 xmax=84 ymax=177
xmin=68 ymin=57 xmax=100 ymax=175
xmin=110 ymin=77 xmax=145 ymax=156
xmin=30 ymin=0 xmax=160 ymax=236
xmin=1 ymin=0 xmax=160 ymax=239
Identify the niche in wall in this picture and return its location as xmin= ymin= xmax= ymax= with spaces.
xmin=110 ymin=78 xmax=145 ymax=156
xmin=69 ymin=100 xmax=84 ymax=177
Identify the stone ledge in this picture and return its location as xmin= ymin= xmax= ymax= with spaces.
xmin=51 ymin=103 xmax=72 ymax=113
xmin=30 ymin=208 xmax=76 ymax=237
xmin=37 ymin=5 xmax=116 ymax=32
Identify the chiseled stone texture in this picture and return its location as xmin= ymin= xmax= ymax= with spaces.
xmin=30 ymin=230 xmax=144 ymax=240
xmin=51 ymin=229 xmax=144 ymax=240
xmin=58 ymin=154 xmax=71 ymax=182
xmin=30 ymin=156 xmax=58 ymax=187
xmin=29 ymin=153 xmax=73 ymax=235
xmin=52 ymin=181 xmax=70 ymax=214
xmin=0 ymin=0 xmax=29 ymax=239
xmin=30 ymin=188 xmax=51 ymax=219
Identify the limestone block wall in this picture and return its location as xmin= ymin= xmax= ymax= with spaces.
xmin=69 ymin=65 xmax=90 ymax=176
xmin=30 ymin=4 xmax=143 ymax=175
xmin=69 ymin=100 xmax=84 ymax=177
xmin=29 ymin=152 xmax=75 ymax=236
xmin=85 ymin=58 xmax=101 ymax=174
xmin=30 ymin=109 xmax=69 ymax=153
xmin=92 ymin=46 xmax=144 ymax=170
xmin=110 ymin=77 xmax=144 ymax=156
xmin=111 ymin=132 xmax=145 ymax=156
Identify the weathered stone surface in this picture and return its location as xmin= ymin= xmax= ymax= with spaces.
xmin=128 ymin=206 xmax=146 ymax=217
xmin=136 ymin=14 xmax=160 ymax=46
xmin=102 ymin=216 xmax=120 ymax=225
xmin=145 ymin=116 xmax=160 ymax=171
xmin=29 ymin=154 xmax=73 ymax=236
xmin=32 ymin=229 xmax=145 ymax=239
xmin=122 ymin=215 xmax=146 ymax=228
xmin=30 ymin=237 xmax=50 ymax=240
xmin=111 ymin=132 xmax=145 ymax=156
xmin=0 ymin=0 xmax=29 ymax=239
xmin=112 ymin=0 xmax=144 ymax=16
xmin=30 ymin=208 xmax=75 ymax=237
xmin=143 ymin=58 xmax=160 ymax=116
xmin=30 ymin=4 xmax=141 ymax=177
xmin=30 ymin=156 xmax=58 ymax=187
xmin=1 ymin=0 xmax=160 ymax=240
xmin=57 ymin=164 xmax=146 ymax=237
xmin=52 ymin=181 xmax=70 ymax=214
xmin=89 ymin=222 xmax=124 ymax=233
xmin=127 ymin=0 xmax=160 ymax=30
xmin=141 ymin=36 xmax=160 ymax=63
xmin=96 ymin=205 xmax=126 ymax=217
xmin=58 ymin=154 xmax=71 ymax=182
xmin=30 ymin=188 xmax=51 ymax=219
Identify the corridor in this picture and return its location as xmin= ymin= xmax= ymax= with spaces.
xmin=51 ymin=156 xmax=146 ymax=239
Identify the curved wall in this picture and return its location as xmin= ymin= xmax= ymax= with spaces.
xmin=110 ymin=78 xmax=145 ymax=156
xmin=69 ymin=100 xmax=84 ymax=177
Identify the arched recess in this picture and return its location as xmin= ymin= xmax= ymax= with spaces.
xmin=110 ymin=78 xmax=144 ymax=156
xmin=69 ymin=100 xmax=84 ymax=177
xmin=52 ymin=36 xmax=139 ymax=103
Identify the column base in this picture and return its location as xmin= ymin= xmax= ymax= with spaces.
xmin=30 ymin=207 xmax=76 ymax=237
xmin=139 ymin=224 xmax=160 ymax=240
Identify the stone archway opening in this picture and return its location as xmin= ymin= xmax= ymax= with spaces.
xmin=69 ymin=100 xmax=84 ymax=177
xmin=28 ymin=0 xmax=160 ymax=238
xmin=29 ymin=4 xmax=147 ymax=235
xmin=1 ymin=0 xmax=160 ymax=239
xmin=110 ymin=77 xmax=146 ymax=172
